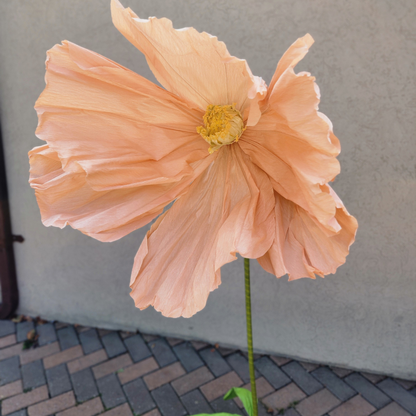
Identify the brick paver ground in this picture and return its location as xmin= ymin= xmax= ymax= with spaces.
xmin=0 ymin=318 xmax=414 ymax=416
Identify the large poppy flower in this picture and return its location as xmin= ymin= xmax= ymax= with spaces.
xmin=29 ymin=0 xmax=358 ymax=318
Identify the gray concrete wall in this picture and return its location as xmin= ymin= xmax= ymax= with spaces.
xmin=1 ymin=0 xmax=415 ymax=379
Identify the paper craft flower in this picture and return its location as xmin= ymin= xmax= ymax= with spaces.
xmin=29 ymin=0 xmax=358 ymax=318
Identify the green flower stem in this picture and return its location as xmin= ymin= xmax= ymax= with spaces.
xmin=244 ymin=258 xmax=258 ymax=416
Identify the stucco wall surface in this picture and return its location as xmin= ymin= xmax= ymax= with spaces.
xmin=0 ymin=0 xmax=415 ymax=379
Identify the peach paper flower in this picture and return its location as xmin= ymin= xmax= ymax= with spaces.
xmin=29 ymin=0 xmax=358 ymax=318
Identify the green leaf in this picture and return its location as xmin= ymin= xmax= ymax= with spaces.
xmin=22 ymin=339 xmax=35 ymax=350
xmin=224 ymin=387 xmax=255 ymax=416
xmin=190 ymin=387 xmax=255 ymax=416
xmin=190 ymin=414 xmax=240 ymax=416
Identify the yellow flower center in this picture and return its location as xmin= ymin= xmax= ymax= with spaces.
xmin=197 ymin=104 xmax=245 ymax=153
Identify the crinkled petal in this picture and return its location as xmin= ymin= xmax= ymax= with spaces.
xmin=129 ymin=144 xmax=275 ymax=318
xmin=240 ymin=36 xmax=341 ymax=230
xmin=266 ymin=34 xmax=314 ymax=101
xmin=258 ymin=188 xmax=358 ymax=280
xmin=35 ymin=41 xmax=209 ymax=192
xmin=111 ymin=0 xmax=266 ymax=124
xmin=29 ymin=145 xmax=213 ymax=242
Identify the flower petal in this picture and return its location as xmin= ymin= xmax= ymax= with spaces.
xmin=258 ymin=188 xmax=358 ymax=280
xmin=111 ymin=0 xmax=266 ymax=122
xmin=130 ymin=144 xmax=275 ymax=318
xmin=266 ymin=34 xmax=314 ymax=101
xmin=35 ymin=41 xmax=209 ymax=192
xmin=240 ymin=37 xmax=340 ymax=230
xmin=29 ymin=145 xmax=213 ymax=242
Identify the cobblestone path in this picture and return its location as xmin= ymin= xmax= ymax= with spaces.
xmin=0 ymin=319 xmax=415 ymax=416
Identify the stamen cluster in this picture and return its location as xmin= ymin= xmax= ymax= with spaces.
xmin=197 ymin=104 xmax=245 ymax=153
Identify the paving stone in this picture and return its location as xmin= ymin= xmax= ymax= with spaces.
xmin=79 ymin=326 xmax=93 ymax=334
xmin=123 ymin=334 xmax=151 ymax=363
xmin=56 ymin=397 xmax=104 ymax=416
xmin=173 ymin=342 xmax=204 ymax=372
xmin=282 ymin=361 xmax=323 ymax=395
xmin=92 ymin=353 xmax=132 ymax=379
xmin=330 ymin=367 xmax=353 ymax=378
xmin=102 ymin=403 xmax=133 ymax=416
xmin=345 ymin=372 xmax=391 ymax=409
xmin=0 ymin=333 xmax=17 ymax=350
xmin=4 ymin=320 xmax=416 ymax=416
xmin=372 ymin=402 xmax=412 ymax=416
xmin=0 ymin=380 xmax=23 ymax=399
xmin=79 ymin=329 xmax=102 ymax=355
xmin=119 ymin=331 xmax=134 ymax=340
xmin=20 ymin=342 xmax=60 ymax=365
xmin=0 ymin=356 xmax=21 ymax=386
xmin=181 ymin=389 xmax=213 ymax=415
xmin=21 ymin=360 xmax=46 ymax=390
xmin=226 ymin=353 xmax=259 ymax=384
xmin=361 ymin=372 xmax=386 ymax=384
xmin=43 ymin=345 xmax=83 ymax=369
xmin=254 ymin=357 xmax=291 ymax=390
xmin=37 ymin=323 xmax=57 ymax=346
xmin=97 ymin=373 xmax=126 ymax=409
xmin=97 ymin=328 xmax=112 ymax=337
xmin=271 ymin=355 xmax=292 ymax=366
xmin=284 ymin=410 xmax=302 ymax=416
xmin=199 ymin=347 xmax=232 ymax=377
xmin=262 ymin=382 xmax=306 ymax=412
xmin=149 ymin=338 xmax=177 ymax=367
xmin=210 ymin=396 xmax=244 ymax=416
xmin=123 ymin=377 xmax=155 ymax=414
xmin=151 ymin=384 xmax=186 ymax=416
xmin=191 ymin=341 xmax=209 ymax=350
xmin=241 ymin=351 xmax=263 ymax=361
xmin=7 ymin=410 xmax=27 ymax=416
xmin=0 ymin=320 xmax=15 ymax=337
xmin=0 ymin=336 xmax=18 ymax=352
xmin=0 ymin=334 xmax=17 ymax=348
xmin=74 ymin=324 xmax=89 ymax=332
xmin=71 ymin=368 xmax=98 ymax=403
xmin=329 ymin=395 xmax=376 ymax=416
xmin=55 ymin=322 xmax=69 ymax=330
xmin=299 ymin=361 xmax=320 ymax=372
xmin=101 ymin=332 xmax=126 ymax=359
xmin=217 ymin=347 xmax=237 ymax=357
xmin=167 ymin=337 xmax=183 ymax=347
xmin=27 ymin=391 xmax=76 ymax=416
xmin=312 ymin=367 xmax=356 ymax=401
xmin=143 ymin=409 xmax=161 ymax=416
xmin=242 ymin=377 xmax=274 ymax=399
xmin=200 ymin=371 xmax=243 ymax=402
xmin=67 ymin=349 xmax=107 ymax=374
xmin=57 ymin=326 xmax=79 ymax=351
xmin=296 ymin=389 xmax=340 ymax=416
xmin=396 ymin=380 xmax=416 ymax=390
xmin=1 ymin=385 xmax=48 ymax=415
xmin=144 ymin=362 xmax=186 ymax=391
xmin=254 ymin=402 xmax=272 ymax=416
xmin=46 ymin=364 xmax=71 ymax=397
xmin=377 ymin=378 xmax=416 ymax=415
xmin=172 ymin=366 xmax=214 ymax=396
xmin=118 ymin=356 xmax=159 ymax=385
xmin=16 ymin=322 xmax=35 ymax=343
xmin=142 ymin=333 xmax=159 ymax=342
xmin=0 ymin=343 xmax=24 ymax=361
